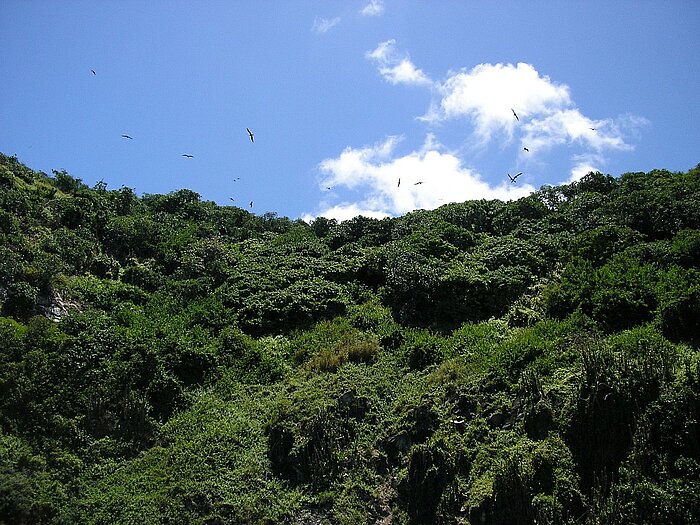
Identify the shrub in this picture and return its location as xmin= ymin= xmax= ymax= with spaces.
xmin=671 ymin=228 xmax=700 ymax=267
xmin=400 ymin=329 xmax=448 ymax=371
xmin=2 ymin=281 xmax=39 ymax=318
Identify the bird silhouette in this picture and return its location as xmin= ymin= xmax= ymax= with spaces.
xmin=182 ymin=154 xmax=194 ymax=158
xmin=397 ymin=178 xmax=401 ymax=188
xmin=121 ymin=135 xmax=133 ymax=140
xmin=511 ymin=108 xmax=519 ymax=121
xmin=414 ymin=181 xmax=424 ymax=185
xmin=590 ymin=128 xmax=596 ymax=131
xmin=508 ymin=172 xmax=523 ymax=183
xmin=523 ymin=147 xmax=529 ymax=152
xmin=249 ymin=201 xmax=253 ymax=208
xmin=91 ymin=69 xmax=96 ymax=75
xmin=246 ymin=128 xmax=254 ymax=142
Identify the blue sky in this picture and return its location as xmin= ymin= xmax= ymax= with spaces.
xmin=2 ymin=1 xmax=699 ymax=221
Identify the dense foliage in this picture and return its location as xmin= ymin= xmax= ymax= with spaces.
xmin=1 ymin=152 xmax=699 ymax=524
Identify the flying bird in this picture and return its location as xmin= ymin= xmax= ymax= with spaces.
xmin=249 ymin=201 xmax=253 ymax=208
xmin=229 ymin=197 xmax=235 ymax=202
xmin=508 ymin=172 xmax=523 ymax=183
xmin=414 ymin=181 xmax=424 ymax=185
xmin=246 ymin=128 xmax=254 ymax=142
xmin=182 ymin=154 xmax=194 ymax=158
xmin=121 ymin=134 xmax=133 ymax=140
xmin=590 ymin=128 xmax=596 ymax=131
xmin=397 ymin=178 xmax=401 ymax=188
xmin=511 ymin=108 xmax=519 ymax=121
xmin=91 ymin=69 xmax=96 ymax=75
xmin=523 ymin=147 xmax=529 ymax=152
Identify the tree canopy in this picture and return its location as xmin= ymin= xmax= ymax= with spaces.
xmin=1 ymin=153 xmax=699 ymax=524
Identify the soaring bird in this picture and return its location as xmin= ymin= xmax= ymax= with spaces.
xmin=249 ymin=201 xmax=253 ymax=208
xmin=91 ymin=69 xmax=96 ymax=75
xmin=246 ymin=128 xmax=254 ymax=142
xmin=508 ymin=172 xmax=523 ymax=183
xmin=121 ymin=134 xmax=133 ymax=140
xmin=182 ymin=154 xmax=194 ymax=158
xmin=414 ymin=181 xmax=424 ymax=185
xmin=397 ymin=178 xmax=401 ymax=188
xmin=511 ymin=108 xmax=519 ymax=121
xmin=523 ymin=147 xmax=529 ymax=152
xmin=590 ymin=128 xmax=596 ymax=131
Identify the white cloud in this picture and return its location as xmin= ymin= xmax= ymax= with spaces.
xmin=365 ymin=40 xmax=394 ymax=62
xmin=360 ymin=0 xmax=384 ymax=16
xmin=310 ymin=135 xmax=535 ymax=221
xmin=568 ymin=158 xmax=601 ymax=183
xmin=522 ymin=110 xmax=630 ymax=153
xmin=305 ymin=203 xmax=391 ymax=223
xmin=312 ymin=16 xmax=341 ymax=33
xmin=318 ymin=135 xmax=402 ymax=190
xmin=364 ymin=42 xmax=645 ymax=159
xmin=319 ymin=42 xmax=649 ymax=222
xmin=437 ymin=62 xmax=571 ymax=142
xmin=366 ymin=40 xmax=433 ymax=87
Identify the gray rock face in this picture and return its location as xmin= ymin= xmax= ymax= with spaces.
xmin=38 ymin=291 xmax=80 ymax=322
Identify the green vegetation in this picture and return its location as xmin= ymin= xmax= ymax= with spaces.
xmin=1 ymin=152 xmax=699 ymax=524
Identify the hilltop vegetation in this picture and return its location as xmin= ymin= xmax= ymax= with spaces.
xmin=1 ymin=152 xmax=699 ymax=524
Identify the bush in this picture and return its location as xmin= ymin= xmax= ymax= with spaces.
xmin=671 ymin=228 xmax=700 ymax=267
xmin=2 ymin=281 xmax=39 ymax=318
xmin=218 ymin=327 xmax=287 ymax=384
xmin=655 ymin=267 xmax=700 ymax=345
xmin=401 ymin=329 xmax=448 ymax=370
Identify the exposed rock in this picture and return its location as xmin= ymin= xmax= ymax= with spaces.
xmin=381 ymin=402 xmax=439 ymax=462
xmin=398 ymin=443 xmax=450 ymax=524
xmin=38 ymin=291 xmax=81 ymax=322
xmin=487 ymin=410 xmax=506 ymax=428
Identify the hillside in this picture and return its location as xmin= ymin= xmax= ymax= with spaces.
xmin=1 ymin=152 xmax=699 ymax=524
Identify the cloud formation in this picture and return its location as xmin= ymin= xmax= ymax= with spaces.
xmin=437 ymin=63 xmax=571 ymax=142
xmin=360 ymin=0 xmax=384 ymax=17
xmin=366 ymin=42 xmax=645 ymax=156
xmin=312 ymin=16 xmax=340 ymax=34
xmin=310 ymin=135 xmax=534 ymax=220
xmin=521 ymin=110 xmax=630 ymax=153
xmin=307 ymin=41 xmax=646 ymax=221
xmin=366 ymin=40 xmax=433 ymax=87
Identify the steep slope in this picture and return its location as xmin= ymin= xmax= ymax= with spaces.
xmin=1 ymin=153 xmax=699 ymax=524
